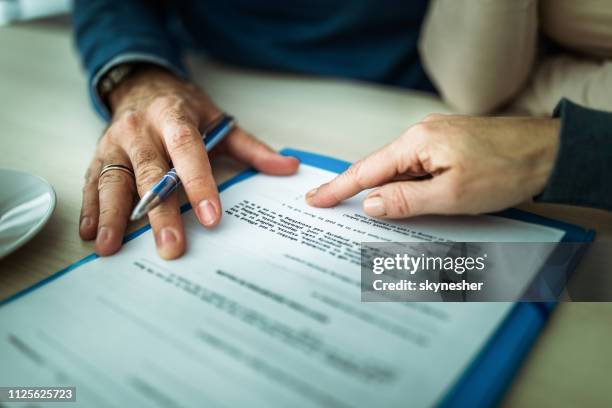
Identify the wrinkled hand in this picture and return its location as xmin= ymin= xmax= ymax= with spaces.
xmin=80 ymin=67 xmax=299 ymax=259
xmin=306 ymin=114 xmax=560 ymax=218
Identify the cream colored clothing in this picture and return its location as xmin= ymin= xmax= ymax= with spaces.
xmin=419 ymin=0 xmax=612 ymax=116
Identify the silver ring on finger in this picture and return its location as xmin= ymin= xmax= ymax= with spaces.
xmin=99 ymin=163 xmax=135 ymax=179
xmin=98 ymin=163 xmax=136 ymax=191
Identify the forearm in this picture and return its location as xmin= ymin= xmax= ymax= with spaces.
xmin=72 ymin=0 xmax=187 ymax=120
xmin=537 ymin=99 xmax=612 ymax=210
xmin=511 ymin=55 xmax=612 ymax=116
xmin=419 ymin=0 xmax=537 ymax=114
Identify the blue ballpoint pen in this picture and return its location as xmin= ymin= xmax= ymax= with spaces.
xmin=129 ymin=114 xmax=235 ymax=221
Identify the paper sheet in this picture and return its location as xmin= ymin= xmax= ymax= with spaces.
xmin=0 ymin=164 xmax=564 ymax=407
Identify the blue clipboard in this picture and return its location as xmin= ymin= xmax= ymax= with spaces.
xmin=0 ymin=148 xmax=595 ymax=408
xmin=279 ymin=149 xmax=594 ymax=407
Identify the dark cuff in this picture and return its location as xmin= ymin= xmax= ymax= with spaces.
xmin=535 ymin=98 xmax=612 ymax=210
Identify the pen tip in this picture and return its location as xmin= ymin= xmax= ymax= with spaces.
xmin=130 ymin=211 xmax=143 ymax=222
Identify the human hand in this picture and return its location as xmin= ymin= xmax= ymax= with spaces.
xmin=306 ymin=114 xmax=560 ymax=218
xmin=79 ymin=66 xmax=299 ymax=259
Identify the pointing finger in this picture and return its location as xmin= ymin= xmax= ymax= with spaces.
xmin=305 ymin=139 xmax=407 ymax=208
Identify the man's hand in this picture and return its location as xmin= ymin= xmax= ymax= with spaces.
xmin=306 ymin=114 xmax=560 ymax=218
xmin=79 ymin=67 xmax=299 ymax=259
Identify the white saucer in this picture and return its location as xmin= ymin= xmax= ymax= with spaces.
xmin=0 ymin=169 xmax=56 ymax=259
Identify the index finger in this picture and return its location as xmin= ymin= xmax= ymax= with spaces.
xmin=306 ymin=139 xmax=409 ymax=208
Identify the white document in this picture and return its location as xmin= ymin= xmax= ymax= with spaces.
xmin=0 ymin=164 xmax=564 ymax=408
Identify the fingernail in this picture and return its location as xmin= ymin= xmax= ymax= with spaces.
xmin=305 ymin=188 xmax=318 ymax=200
xmin=156 ymin=228 xmax=183 ymax=260
xmin=80 ymin=217 xmax=92 ymax=231
xmin=363 ymin=196 xmax=386 ymax=217
xmin=159 ymin=227 xmax=178 ymax=246
xmin=97 ymin=226 xmax=111 ymax=244
xmin=197 ymin=200 xmax=218 ymax=227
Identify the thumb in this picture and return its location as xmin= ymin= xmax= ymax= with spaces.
xmin=223 ymin=129 xmax=300 ymax=175
xmin=362 ymin=179 xmax=446 ymax=219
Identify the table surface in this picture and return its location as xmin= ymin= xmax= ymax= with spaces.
xmin=1 ymin=23 xmax=611 ymax=408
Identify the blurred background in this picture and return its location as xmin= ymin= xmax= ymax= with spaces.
xmin=0 ymin=0 xmax=69 ymax=25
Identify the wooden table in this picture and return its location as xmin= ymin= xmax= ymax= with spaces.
xmin=1 ymin=23 xmax=611 ymax=407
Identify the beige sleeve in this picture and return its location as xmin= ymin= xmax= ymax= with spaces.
xmin=418 ymin=0 xmax=538 ymax=114
xmin=510 ymin=55 xmax=612 ymax=117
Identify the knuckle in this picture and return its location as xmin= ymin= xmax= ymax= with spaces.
xmin=390 ymin=186 xmax=411 ymax=216
xmin=153 ymin=94 xmax=182 ymax=110
xmin=81 ymin=198 xmax=97 ymax=211
xmin=118 ymin=111 xmax=142 ymax=132
xmin=151 ymin=204 xmax=180 ymax=218
xmin=123 ymin=111 xmax=141 ymax=128
xmin=99 ymin=206 xmax=121 ymax=218
xmin=136 ymin=165 xmax=166 ymax=189
xmin=182 ymin=174 xmax=211 ymax=191
xmin=151 ymin=95 xmax=194 ymax=121
xmin=400 ymin=123 xmax=432 ymax=147
xmin=165 ymin=126 xmax=197 ymax=152
xmin=345 ymin=161 xmax=367 ymax=189
xmin=397 ymin=131 xmax=422 ymax=153
xmin=132 ymin=146 xmax=159 ymax=168
xmin=98 ymin=171 xmax=129 ymax=190
xmin=415 ymin=146 xmax=434 ymax=172
xmin=101 ymin=127 xmax=115 ymax=143
xmin=106 ymin=112 xmax=141 ymax=143
xmin=411 ymin=121 xmax=435 ymax=137
xmin=165 ymin=107 xmax=193 ymax=124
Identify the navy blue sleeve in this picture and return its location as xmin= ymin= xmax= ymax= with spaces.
xmin=536 ymin=99 xmax=612 ymax=211
xmin=72 ymin=0 xmax=188 ymax=121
